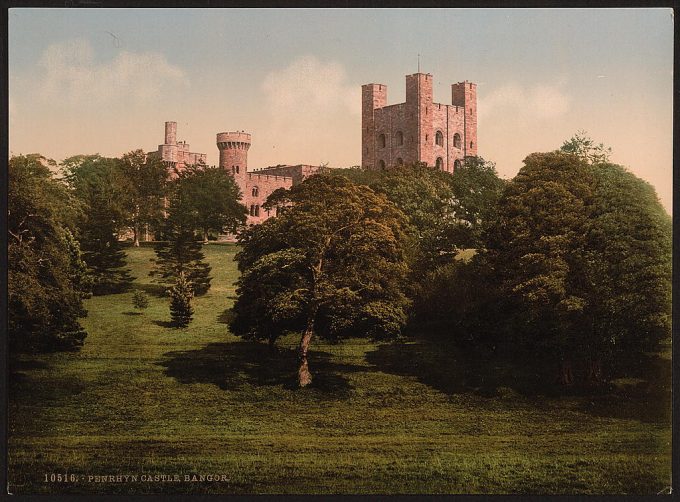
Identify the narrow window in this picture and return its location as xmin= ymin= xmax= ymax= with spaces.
xmin=470 ymin=141 xmax=474 ymax=149
xmin=379 ymin=134 xmax=386 ymax=148
xmin=436 ymin=157 xmax=444 ymax=170
xmin=236 ymin=165 xmax=240 ymax=174
xmin=396 ymin=131 xmax=404 ymax=146
xmin=379 ymin=159 xmax=386 ymax=170
xmin=255 ymin=205 xmax=260 ymax=217
xmin=435 ymin=131 xmax=444 ymax=147
xmin=454 ymin=159 xmax=462 ymax=170
xmin=249 ymin=204 xmax=254 ymax=216
xmin=397 ymin=157 xmax=404 ymax=166
xmin=252 ymin=186 xmax=259 ymax=197
xmin=453 ymin=133 xmax=462 ymax=149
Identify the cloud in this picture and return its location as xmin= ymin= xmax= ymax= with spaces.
xmin=258 ymin=55 xmax=360 ymax=165
xmin=479 ymin=83 xmax=570 ymax=122
xmin=262 ymin=55 xmax=359 ymax=117
xmin=37 ymin=38 xmax=188 ymax=104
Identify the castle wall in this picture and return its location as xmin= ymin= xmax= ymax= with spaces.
xmin=240 ymin=172 xmax=294 ymax=224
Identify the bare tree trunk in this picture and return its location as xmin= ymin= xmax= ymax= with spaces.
xmin=298 ymin=318 xmax=315 ymax=388
xmin=133 ymin=222 xmax=140 ymax=247
xmin=587 ymin=359 xmax=602 ymax=383
xmin=203 ymin=230 xmax=209 ymax=244
xmin=557 ymin=360 xmax=573 ymax=386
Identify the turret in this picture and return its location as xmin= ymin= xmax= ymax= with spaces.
xmin=217 ymin=131 xmax=251 ymax=178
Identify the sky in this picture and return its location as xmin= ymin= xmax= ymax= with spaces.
xmin=9 ymin=8 xmax=674 ymax=212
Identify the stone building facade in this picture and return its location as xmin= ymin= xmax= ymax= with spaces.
xmin=362 ymin=73 xmax=477 ymax=172
xmin=216 ymin=131 xmax=321 ymax=224
xmin=155 ymin=121 xmax=207 ymax=175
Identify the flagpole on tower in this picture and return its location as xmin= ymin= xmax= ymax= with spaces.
xmin=418 ymin=54 xmax=420 ymax=73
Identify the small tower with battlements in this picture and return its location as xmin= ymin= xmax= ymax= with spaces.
xmin=217 ymin=131 xmax=251 ymax=179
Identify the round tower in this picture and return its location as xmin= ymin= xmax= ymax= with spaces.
xmin=216 ymin=131 xmax=251 ymax=177
xmin=165 ymin=121 xmax=177 ymax=145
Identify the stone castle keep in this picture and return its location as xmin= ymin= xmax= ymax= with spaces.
xmin=363 ymin=73 xmax=477 ymax=172
xmin=154 ymin=72 xmax=478 ymax=225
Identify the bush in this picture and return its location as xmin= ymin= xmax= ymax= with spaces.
xmin=132 ymin=290 xmax=150 ymax=310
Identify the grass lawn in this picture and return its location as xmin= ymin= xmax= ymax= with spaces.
xmin=8 ymin=244 xmax=672 ymax=495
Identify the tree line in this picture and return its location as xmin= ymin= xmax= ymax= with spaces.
xmin=9 ymin=133 xmax=671 ymax=393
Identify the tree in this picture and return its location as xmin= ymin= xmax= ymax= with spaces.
xmin=577 ymin=163 xmax=671 ymax=381
xmin=176 ymin=163 xmax=247 ymax=242
xmin=61 ymin=155 xmax=134 ymax=295
xmin=231 ymin=174 xmax=411 ymax=387
xmin=132 ymin=290 xmax=150 ymax=310
xmin=119 ymin=149 xmax=169 ymax=246
xmin=560 ymin=130 xmax=612 ymax=165
xmin=9 ymin=155 xmax=89 ymax=352
xmin=485 ymin=151 xmax=671 ymax=386
xmin=449 ymin=156 xmax=506 ymax=248
xmin=169 ymin=272 xmax=194 ymax=327
xmin=485 ymin=152 xmax=595 ymax=385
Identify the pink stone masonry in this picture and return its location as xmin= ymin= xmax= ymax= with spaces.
xmin=362 ymin=73 xmax=478 ymax=172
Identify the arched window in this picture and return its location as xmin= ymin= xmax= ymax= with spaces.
xmin=396 ymin=131 xmax=404 ymax=146
xmin=470 ymin=141 xmax=474 ymax=149
xmin=255 ymin=205 xmax=260 ymax=217
xmin=453 ymin=133 xmax=462 ymax=149
xmin=236 ymin=165 xmax=240 ymax=174
xmin=275 ymin=206 xmax=280 ymax=216
xmin=454 ymin=159 xmax=462 ymax=170
xmin=435 ymin=157 xmax=444 ymax=170
xmin=252 ymin=186 xmax=259 ymax=197
xmin=396 ymin=157 xmax=404 ymax=166
xmin=435 ymin=131 xmax=444 ymax=147
xmin=249 ymin=204 xmax=255 ymax=216
xmin=379 ymin=134 xmax=386 ymax=148
xmin=378 ymin=159 xmax=386 ymax=170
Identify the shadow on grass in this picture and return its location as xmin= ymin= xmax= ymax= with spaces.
xmin=158 ymin=341 xmax=363 ymax=398
xmin=153 ymin=320 xmax=176 ymax=328
xmin=123 ymin=311 xmax=143 ymax=316
xmin=216 ymin=308 xmax=234 ymax=325
xmin=137 ymin=283 xmax=168 ymax=298
xmin=366 ymin=340 xmax=544 ymax=399
xmin=365 ymin=339 xmax=671 ymax=424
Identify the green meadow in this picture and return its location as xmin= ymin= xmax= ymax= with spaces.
xmin=8 ymin=244 xmax=671 ymax=495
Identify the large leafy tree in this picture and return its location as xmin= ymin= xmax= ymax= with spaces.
xmin=119 ymin=149 xmax=169 ymax=246
xmin=9 ymin=155 xmax=90 ymax=351
xmin=231 ymin=174 xmax=411 ymax=387
xmin=174 ymin=163 xmax=247 ymax=242
xmin=62 ymin=155 xmax=135 ymax=295
xmin=578 ymin=163 xmax=671 ymax=380
xmin=485 ymin=152 xmax=596 ymax=384
xmin=485 ymin=151 xmax=671 ymax=385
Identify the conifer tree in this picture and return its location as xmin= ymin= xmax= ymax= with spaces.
xmin=169 ymin=272 xmax=194 ymax=327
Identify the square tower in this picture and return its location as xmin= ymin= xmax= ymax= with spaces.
xmin=452 ymin=81 xmax=478 ymax=158
xmin=362 ymin=83 xmax=387 ymax=168
xmin=405 ymin=73 xmax=434 ymax=166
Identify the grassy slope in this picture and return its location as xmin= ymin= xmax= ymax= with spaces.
xmin=8 ymin=245 xmax=671 ymax=495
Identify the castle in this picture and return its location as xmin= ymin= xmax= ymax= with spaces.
xmin=154 ymin=72 xmax=478 ymax=225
